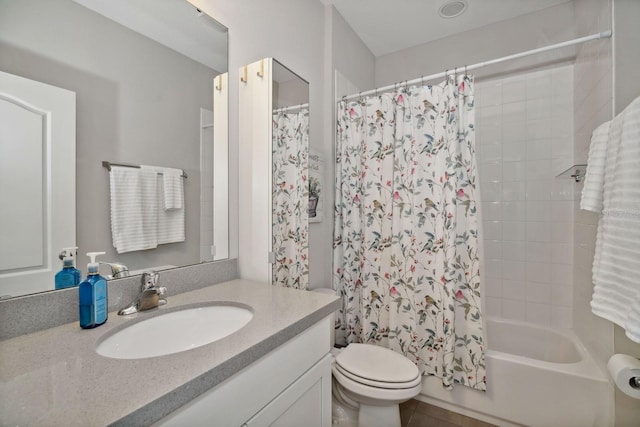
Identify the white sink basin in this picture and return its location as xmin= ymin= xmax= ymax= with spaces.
xmin=96 ymin=304 xmax=253 ymax=359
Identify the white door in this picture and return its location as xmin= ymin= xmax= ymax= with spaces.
xmin=0 ymin=71 xmax=76 ymax=297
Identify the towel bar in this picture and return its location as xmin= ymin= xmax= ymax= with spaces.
xmin=102 ymin=161 xmax=187 ymax=179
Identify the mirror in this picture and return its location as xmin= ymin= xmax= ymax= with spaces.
xmin=270 ymin=60 xmax=310 ymax=288
xmin=0 ymin=0 xmax=228 ymax=298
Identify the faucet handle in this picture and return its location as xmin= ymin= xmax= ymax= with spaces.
xmin=141 ymin=271 xmax=159 ymax=290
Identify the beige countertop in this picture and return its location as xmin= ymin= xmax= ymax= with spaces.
xmin=0 ymin=279 xmax=339 ymax=426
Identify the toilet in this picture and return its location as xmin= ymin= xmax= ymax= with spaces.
xmin=312 ymin=288 xmax=422 ymax=427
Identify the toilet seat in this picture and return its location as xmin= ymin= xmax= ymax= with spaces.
xmin=334 ymin=343 xmax=421 ymax=389
xmin=332 ymin=364 xmax=423 ymax=402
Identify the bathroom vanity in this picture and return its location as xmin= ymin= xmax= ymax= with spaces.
xmin=0 ymin=279 xmax=339 ymax=426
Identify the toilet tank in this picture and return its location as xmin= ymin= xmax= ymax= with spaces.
xmin=311 ymin=288 xmax=336 ymax=346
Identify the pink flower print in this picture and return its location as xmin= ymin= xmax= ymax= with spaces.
xmin=410 ymin=264 xmax=416 ymax=273
xmin=384 ymin=272 xmax=390 ymax=280
xmin=393 ymin=191 xmax=400 ymax=201
xmin=411 ymin=168 xmax=415 ymax=175
xmin=386 ymin=180 xmax=392 ymax=187
xmin=349 ymin=107 xmax=356 ymax=118
xmin=457 ymin=188 xmax=465 ymax=198
xmin=355 ymin=279 xmax=362 ymax=287
xmin=353 ymin=194 xmax=360 ymax=203
xmin=290 ymin=184 xmax=294 ymax=190
xmin=455 ymin=290 xmax=464 ymax=299
xmin=280 ymin=181 xmax=286 ymax=188
xmin=390 ymin=286 xmax=397 ymax=296
xmin=398 ymin=94 xmax=404 ymax=103
xmin=459 ymin=81 xmax=465 ymax=91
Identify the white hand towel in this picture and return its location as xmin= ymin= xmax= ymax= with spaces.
xmin=591 ymin=96 xmax=640 ymax=343
xmin=140 ymin=165 xmax=185 ymax=245
xmin=161 ymin=168 xmax=184 ymax=211
xmin=580 ymin=121 xmax=611 ymax=212
xmin=109 ymin=167 xmax=158 ymax=253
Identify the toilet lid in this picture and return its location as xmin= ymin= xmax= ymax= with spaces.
xmin=335 ymin=343 xmax=420 ymax=384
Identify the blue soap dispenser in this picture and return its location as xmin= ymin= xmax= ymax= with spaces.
xmin=55 ymin=247 xmax=81 ymax=290
xmin=79 ymin=251 xmax=108 ymax=329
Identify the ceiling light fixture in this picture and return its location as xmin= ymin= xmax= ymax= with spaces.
xmin=438 ymin=0 xmax=467 ymax=19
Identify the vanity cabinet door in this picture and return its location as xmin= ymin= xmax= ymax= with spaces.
xmin=243 ymin=354 xmax=331 ymax=427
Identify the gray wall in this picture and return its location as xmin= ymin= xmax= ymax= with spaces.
xmin=0 ymin=0 xmax=215 ymax=272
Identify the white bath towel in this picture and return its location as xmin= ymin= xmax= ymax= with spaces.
xmin=591 ymin=96 xmax=640 ymax=343
xmin=109 ymin=167 xmax=158 ymax=253
xmin=580 ymin=121 xmax=611 ymax=212
xmin=140 ymin=165 xmax=185 ymax=245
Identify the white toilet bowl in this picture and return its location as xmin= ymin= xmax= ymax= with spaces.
xmin=331 ymin=343 xmax=422 ymax=427
xmin=311 ymin=288 xmax=421 ymax=427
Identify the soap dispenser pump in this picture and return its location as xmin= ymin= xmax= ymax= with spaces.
xmin=79 ymin=251 xmax=108 ymax=329
xmin=55 ymin=247 xmax=81 ymax=290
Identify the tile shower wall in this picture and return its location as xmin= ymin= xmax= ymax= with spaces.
xmin=572 ymin=0 xmax=613 ymax=371
xmin=476 ymin=65 xmax=575 ymax=328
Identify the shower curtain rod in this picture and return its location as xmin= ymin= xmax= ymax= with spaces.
xmin=341 ymin=30 xmax=612 ymax=102
xmin=274 ymin=103 xmax=309 ymax=113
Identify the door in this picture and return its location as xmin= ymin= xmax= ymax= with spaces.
xmin=0 ymin=71 xmax=76 ymax=297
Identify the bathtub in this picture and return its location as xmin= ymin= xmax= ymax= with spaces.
xmin=418 ymin=317 xmax=612 ymax=427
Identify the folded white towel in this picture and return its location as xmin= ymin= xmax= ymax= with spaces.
xmin=109 ymin=167 xmax=158 ymax=254
xmin=161 ymin=168 xmax=184 ymax=211
xmin=591 ymin=96 xmax=640 ymax=343
xmin=140 ymin=165 xmax=185 ymax=245
xmin=580 ymin=121 xmax=610 ymax=212
xmin=140 ymin=165 xmax=184 ymax=211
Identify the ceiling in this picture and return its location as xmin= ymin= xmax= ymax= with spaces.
xmin=322 ymin=0 xmax=571 ymax=57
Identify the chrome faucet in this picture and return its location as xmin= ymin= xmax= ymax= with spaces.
xmin=118 ymin=272 xmax=167 ymax=315
xmin=100 ymin=261 xmax=130 ymax=279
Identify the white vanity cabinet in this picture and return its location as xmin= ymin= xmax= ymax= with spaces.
xmin=156 ymin=317 xmax=332 ymax=427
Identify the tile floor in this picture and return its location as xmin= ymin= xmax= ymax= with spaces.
xmin=400 ymin=399 xmax=498 ymax=427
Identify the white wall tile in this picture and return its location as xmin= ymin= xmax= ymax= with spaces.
xmin=502 ymin=161 xmax=525 ymax=181
xmin=526 ymin=180 xmax=552 ymax=200
xmin=484 ymin=239 xmax=503 ymax=259
xmin=502 ymin=299 xmax=526 ymax=321
xmin=525 ymin=302 xmax=551 ymax=326
xmin=502 ymin=241 xmax=527 ymax=261
xmin=502 ymin=122 xmax=527 ymax=143
xmin=526 ymin=222 xmax=551 ymax=242
xmin=502 ymin=260 xmax=525 ymax=281
xmin=503 ymin=221 xmax=526 ymax=241
xmin=485 ymin=297 xmax=502 ymax=317
xmin=526 ymin=262 xmax=551 ymax=284
xmin=502 ymin=80 xmax=526 ymax=103
xmin=503 ymin=142 xmax=526 ymax=162
xmin=551 ymin=283 xmax=573 ymax=307
xmin=526 ymin=282 xmax=551 ymax=303
xmin=482 ymin=201 xmax=502 ymax=221
xmin=477 ymin=65 xmax=576 ymax=327
xmin=526 ymin=200 xmax=552 ymax=221
xmin=526 ymin=138 xmax=552 ymax=160
xmin=482 ymin=220 xmax=503 ymax=240
xmin=502 ymin=201 xmax=526 ymax=221
xmin=526 ymin=241 xmax=552 ymax=263
xmin=502 ymin=280 xmax=526 ymax=301
xmin=502 ymin=181 xmax=526 ymax=200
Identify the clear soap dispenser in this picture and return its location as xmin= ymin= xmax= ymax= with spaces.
xmin=55 ymin=247 xmax=81 ymax=290
xmin=78 ymin=252 xmax=108 ymax=329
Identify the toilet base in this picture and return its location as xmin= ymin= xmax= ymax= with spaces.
xmin=357 ymin=404 xmax=401 ymax=427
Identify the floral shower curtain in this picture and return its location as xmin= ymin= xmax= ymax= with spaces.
xmin=272 ymin=109 xmax=309 ymax=289
xmin=333 ymin=75 xmax=486 ymax=391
